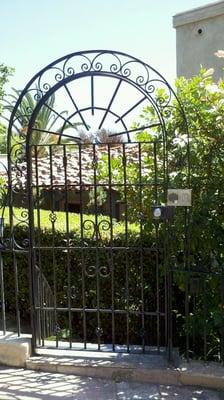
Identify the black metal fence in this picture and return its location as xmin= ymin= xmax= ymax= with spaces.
xmin=0 ymin=246 xmax=223 ymax=362
xmin=1 ymin=49 xmax=223 ymax=363
xmin=29 ymin=141 xmax=168 ymax=353
xmin=0 ymin=142 xmax=223 ymax=362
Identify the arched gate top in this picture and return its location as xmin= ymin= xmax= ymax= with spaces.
xmin=7 ymin=50 xmax=188 ymax=148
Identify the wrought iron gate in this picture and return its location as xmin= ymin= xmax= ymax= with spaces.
xmin=6 ymin=50 xmax=190 ymax=354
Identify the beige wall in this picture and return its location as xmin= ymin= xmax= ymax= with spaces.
xmin=173 ymin=1 xmax=224 ymax=80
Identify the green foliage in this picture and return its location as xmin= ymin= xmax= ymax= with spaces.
xmin=96 ymin=143 xmax=160 ymax=227
xmin=171 ymin=70 xmax=224 ymax=261
xmin=0 ymin=64 xmax=14 ymax=153
xmin=79 ymin=128 xmax=124 ymax=143
xmin=0 ymin=123 xmax=7 ymax=153
xmin=3 ymin=208 xmax=160 ymax=345
xmin=0 ymin=64 xmax=14 ymax=112
xmin=4 ymin=88 xmax=82 ymax=157
xmin=97 ymin=69 xmax=224 ymax=261
xmin=2 ymin=69 xmax=224 ymax=360
xmin=3 ymin=206 xmax=140 ymax=237
xmin=88 ymin=187 xmax=108 ymax=208
xmin=92 ymin=69 xmax=224 ymax=360
xmin=143 ymin=69 xmax=224 ymax=361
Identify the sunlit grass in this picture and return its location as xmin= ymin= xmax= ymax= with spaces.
xmin=3 ymin=207 xmax=141 ymax=238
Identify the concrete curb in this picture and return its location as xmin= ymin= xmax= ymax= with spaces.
xmin=26 ymin=356 xmax=224 ymax=390
xmin=0 ymin=333 xmax=31 ymax=367
xmin=0 ymin=335 xmax=223 ymax=391
xmin=26 ymin=357 xmax=180 ymax=385
xmin=179 ymin=361 xmax=224 ymax=390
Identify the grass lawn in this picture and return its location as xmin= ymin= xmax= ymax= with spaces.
xmin=3 ymin=207 xmax=141 ymax=238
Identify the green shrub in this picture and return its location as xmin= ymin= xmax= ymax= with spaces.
xmin=2 ymin=215 xmax=166 ymax=346
xmin=2 ymin=69 xmax=224 ymax=359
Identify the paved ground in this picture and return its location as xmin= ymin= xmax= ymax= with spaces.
xmin=0 ymin=366 xmax=223 ymax=400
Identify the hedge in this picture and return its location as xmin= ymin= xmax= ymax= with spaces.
xmin=1 ymin=207 xmax=223 ymax=360
xmin=3 ymin=207 xmax=166 ymax=347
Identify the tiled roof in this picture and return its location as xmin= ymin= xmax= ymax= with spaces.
xmin=8 ymin=143 xmax=150 ymax=190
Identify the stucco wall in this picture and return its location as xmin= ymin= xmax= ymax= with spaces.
xmin=173 ymin=1 xmax=224 ymax=80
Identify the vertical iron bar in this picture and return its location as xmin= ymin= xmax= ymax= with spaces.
xmin=163 ymin=120 xmax=171 ymax=360
xmin=153 ymin=141 xmax=160 ymax=352
xmin=153 ymin=142 xmax=158 ymax=204
xmin=192 ymin=295 xmax=196 ymax=357
xmin=13 ymin=252 xmax=21 ymax=336
xmin=63 ymin=145 xmax=72 ymax=348
xmin=164 ymin=211 xmax=172 ymax=361
xmin=123 ymin=143 xmax=129 ymax=352
xmin=43 ymin=284 xmax=46 ymax=339
xmin=185 ymin=276 xmax=189 ymax=362
xmin=26 ymin=140 xmax=37 ymax=353
xmin=49 ymin=146 xmax=58 ymax=348
xmin=46 ymin=288 xmax=49 ymax=337
xmin=108 ymin=144 xmax=115 ymax=350
xmin=155 ymin=230 xmax=160 ymax=351
xmin=138 ymin=143 xmax=145 ymax=352
xmin=91 ymin=75 xmax=94 ymax=116
xmin=184 ymin=209 xmax=189 ymax=362
xmin=34 ymin=145 xmax=42 ymax=346
xmin=220 ymin=274 xmax=224 ymax=364
xmin=0 ymin=253 xmax=6 ymax=335
xmin=93 ymin=144 xmax=101 ymax=350
xmin=161 ymin=134 xmax=168 ymax=358
xmin=164 ymin=209 xmax=172 ymax=360
xmin=36 ymin=273 xmax=41 ymax=343
xmin=79 ymin=144 xmax=87 ymax=349
xmin=8 ymin=136 xmax=15 ymax=336
xmin=167 ymin=253 xmax=172 ymax=361
xmin=203 ymin=278 xmax=207 ymax=361
xmin=187 ymin=208 xmax=191 ymax=362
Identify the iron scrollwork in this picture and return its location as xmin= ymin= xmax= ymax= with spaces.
xmin=49 ymin=212 xmax=57 ymax=224
xmin=85 ymin=264 xmax=110 ymax=278
xmin=63 ymin=285 xmax=76 ymax=300
xmin=3 ymin=49 xmax=190 ymax=353
xmin=6 ymin=50 xmax=189 ymax=253
xmin=83 ymin=218 xmax=111 ymax=276
xmin=82 ymin=219 xmax=111 ymax=240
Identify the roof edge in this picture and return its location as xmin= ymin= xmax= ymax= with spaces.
xmin=173 ymin=1 xmax=224 ymax=28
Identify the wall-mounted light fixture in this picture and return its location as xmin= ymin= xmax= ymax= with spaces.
xmin=151 ymin=206 xmax=174 ymax=221
xmin=153 ymin=207 xmax=162 ymax=219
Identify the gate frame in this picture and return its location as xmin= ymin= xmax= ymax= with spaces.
xmin=6 ymin=50 xmax=190 ymax=356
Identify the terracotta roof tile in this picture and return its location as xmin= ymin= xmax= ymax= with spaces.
xmin=6 ymin=144 xmax=151 ymax=191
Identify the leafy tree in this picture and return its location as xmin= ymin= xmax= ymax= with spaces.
xmin=0 ymin=64 xmax=14 ymax=154
xmin=0 ymin=123 xmax=7 ymax=153
xmin=95 ymin=69 xmax=224 ymax=359
xmin=0 ymin=64 xmax=13 ymax=112
xmin=97 ymin=68 xmax=224 ymax=259
xmin=79 ymin=128 xmax=124 ymax=144
xmin=140 ymin=70 xmax=224 ymax=360
xmin=4 ymin=88 xmax=82 ymax=156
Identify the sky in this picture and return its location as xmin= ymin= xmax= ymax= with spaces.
xmin=0 ymin=0 xmax=218 ymax=92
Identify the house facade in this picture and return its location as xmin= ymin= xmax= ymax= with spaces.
xmin=7 ymin=143 xmax=148 ymax=221
xmin=173 ymin=1 xmax=224 ymax=80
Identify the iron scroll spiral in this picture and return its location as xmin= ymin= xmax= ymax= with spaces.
xmin=6 ymin=50 xmax=189 ymax=249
